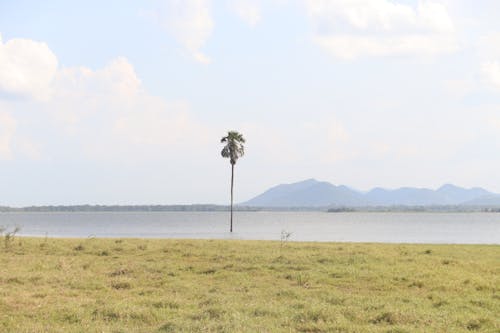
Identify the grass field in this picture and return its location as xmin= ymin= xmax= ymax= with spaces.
xmin=0 ymin=236 xmax=498 ymax=332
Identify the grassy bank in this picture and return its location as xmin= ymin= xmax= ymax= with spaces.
xmin=0 ymin=237 xmax=498 ymax=332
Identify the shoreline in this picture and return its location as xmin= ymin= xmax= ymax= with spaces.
xmin=13 ymin=234 xmax=500 ymax=245
xmin=2 ymin=206 xmax=500 ymax=213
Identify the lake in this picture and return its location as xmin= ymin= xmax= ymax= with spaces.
xmin=1 ymin=211 xmax=499 ymax=244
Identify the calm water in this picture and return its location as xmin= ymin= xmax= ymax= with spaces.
xmin=1 ymin=211 xmax=499 ymax=244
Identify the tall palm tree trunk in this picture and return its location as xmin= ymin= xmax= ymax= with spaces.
xmin=230 ymin=163 xmax=234 ymax=232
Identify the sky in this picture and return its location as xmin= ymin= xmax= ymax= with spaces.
xmin=1 ymin=0 xmax=500 ymax=206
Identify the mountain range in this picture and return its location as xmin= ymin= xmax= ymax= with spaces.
xmin=242 ymin=179 xmax=500 ymax=207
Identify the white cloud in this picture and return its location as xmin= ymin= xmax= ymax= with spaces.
xmin=0 ymin=111 xmax=16 ymax=159
xmin=478 ymin=34 xmax=500 ymax=91
xmin=0 ymin=33 xmax=58 ymax=100
xmin=481 ymin=61 xmax=500 ymax=90
xmin=418 ymin=1 xmax=454 ymax=33
xmin=155 ymin=0 xmax=214 ymax=64
xmin=305 ymin=0 xmax=458 ymax=60
xmin=46 ymin=58 xmax=212 ymax=156
xmin=54 ymin=57 xmax=142 ymax=102
xmin=113 ymin=100 xmax=211 ymax=148
xmin=0 ymin=34 xmax=212 ymax=160
xmin=229 ymin=0 xmax=262 ymax=27
xmin=478 ymin=33 xmax=500 ymax=59
xmin=44 ymin=57 xmax=143 ymax=132
xmin=443 ymin=79 xmax=476 ymax=97
xmin=314 ymin=34 xmax=457 ymax=60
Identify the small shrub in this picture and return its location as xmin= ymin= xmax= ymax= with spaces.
xmin=386 ymin=329 xmax=409 ymax=333
xmin=371 ymin=312 xmax=398 ymax=325
xmin=74 ymin=244 xmax=85 ymax=251
xmin=111 ymin=281 xmax=131 ymax=290
xmin=432 ymin=300 xmax=448 ymax=308
xmin=296 ymin=273 xmax=310 ymax=288
xmin=252 ymin=308 xmax=273 ymax=317
xmin=280 ymin=230 xmax=292 ymax=249
xmin=393 ymin=276 xmax=408 ymax=282
xmin=470 ymin=300 xmax=487 ymax=308
xmin=324 ymin=296 xmax=345 ymax=305
xmin=294 ymin=323 xmax=326 ymax=332
xmin=199 ymin=298 xmax=214 ymax=307
xmin=205 ymin=307 xmax=225 ymax=319
xmin=109 ymin=268 xmax=131 ymax=277
xmin=138 ymin=289 xmax=155 ymax=296
xmin=292 ymin=303 xmax=305 ymax=310
xmin=329 ymin=272 xmax=343 ymax=279
xmin=276 ymin=290 xmax=296 ymax=298
xmin=28 ymin=276 xmax=42 ymax=284
xmin=2 ymin=226 xmax=20 ymax=249
xmin=294 ymin=309 xmax=327 ymax=323
xmin=409 ymin=281 xmax=424 ymax=288
xmin=152 ymin=301 xmax=179 ymax=309
xmin=317 ymin=258 xmax=333 ymax=264
xmin=466 ymin=319 xmax=488 ymax=331
xmin=61 ymin=312 xmax=80 ymax=324
xmin=158 ymin=322 xmax=177 ymax=333
xmin=92 ymin=308 xmax=120 ymax=322
xmin=6 ymin=277 xmax=23 ymax=284
xmin=199 ymin=268 xmax=217 ymax=274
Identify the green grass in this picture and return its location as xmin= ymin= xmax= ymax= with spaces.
xmin=0 ymin=237 xmax=498 ymax=332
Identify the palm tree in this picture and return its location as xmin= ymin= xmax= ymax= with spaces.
xmin=221 ymin=131 xmax=245 ymax=232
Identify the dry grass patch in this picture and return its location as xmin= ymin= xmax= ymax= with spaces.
xmin=0 ymin=237 xmax=498 ymax=332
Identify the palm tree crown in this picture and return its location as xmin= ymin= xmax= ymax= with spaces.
xmin=221 ymin=131 xmax=245 ymax=165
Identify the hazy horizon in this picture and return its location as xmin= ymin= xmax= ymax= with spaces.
xmin=2 ymin=1 xmax=500 ymax=206
xmin=1 ymin=178 xmax=498 ymax=208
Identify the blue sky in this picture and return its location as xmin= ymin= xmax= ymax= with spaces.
xmin=1 ymin=0 xmax=500 ymax=206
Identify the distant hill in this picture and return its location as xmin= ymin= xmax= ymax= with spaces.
xmin=461 ymin=194 xmax=500 ymax=206
xmin=242 ymin=179 xmax=368 ymax=207
xmin=242 ymin=179 xmax=496 ymax=207
xmin=365 ymin=184 xmax=491 ymax=206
